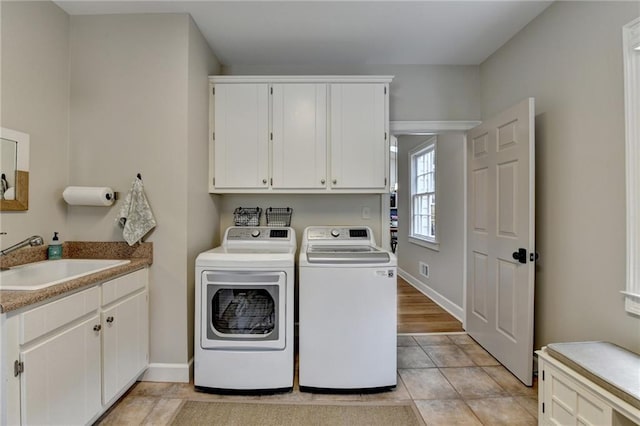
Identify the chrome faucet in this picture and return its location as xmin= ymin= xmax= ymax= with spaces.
xmin=1 ymin=235 xmax=44 ymax=256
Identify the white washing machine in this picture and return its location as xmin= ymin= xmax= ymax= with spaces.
xmin=195 ymin=226 xmax=296 ymax=393
xmin=298 ymin=226 xmax=397 ymax=392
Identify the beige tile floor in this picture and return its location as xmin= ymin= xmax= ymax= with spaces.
xmin=96 ymin=334 xmax=538 ymax=425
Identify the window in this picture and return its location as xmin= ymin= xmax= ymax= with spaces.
xmin=409 ymin=137 xmax=438 ymax=249
xmin=623 ymin=17 xmax=640 ymax=315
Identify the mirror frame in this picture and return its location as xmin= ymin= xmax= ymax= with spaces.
xmin=0 ymin=127 xmax=30 ymax=211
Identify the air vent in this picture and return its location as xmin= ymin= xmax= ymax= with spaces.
xmin=419 ymin=262 xmax=430 ymax=278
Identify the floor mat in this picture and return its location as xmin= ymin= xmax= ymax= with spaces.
xmin=170 ymin=400 xmax=424 ymax=426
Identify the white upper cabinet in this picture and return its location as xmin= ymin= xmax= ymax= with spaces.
xmin=272 ymin=83 xmax=327 ymax=189
xmin=213 ymin=83 xmax=270 ymax=189
xmin=209 ymin=76 xmax=392 ymax=193
xmin=330 ymin=83 xmax=387 ymax=190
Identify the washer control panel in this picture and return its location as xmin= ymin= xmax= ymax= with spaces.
xmin=226 ymin=227 xmax=290 ymax=241
xmin=306 ymin=227 xmax=370 ymax=241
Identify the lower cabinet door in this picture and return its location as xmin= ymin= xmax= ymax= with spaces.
xmin=102 ymin=290 xmax=149 ymax=404
xmin=543 ymin=362 xmax=613 ymax=426
xmin=20 ymin=315 xmax=102 ymax=425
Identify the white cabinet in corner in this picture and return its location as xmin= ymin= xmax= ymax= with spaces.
xmin=209 ymin=76 xmax=392 ymax=194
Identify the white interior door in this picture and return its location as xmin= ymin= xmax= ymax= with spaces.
xmin=466 ymin=98 xmax=535 ymax=385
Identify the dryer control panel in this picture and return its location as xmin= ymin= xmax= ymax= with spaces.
xmin=226 ymin=227 xmax=291 ymax=241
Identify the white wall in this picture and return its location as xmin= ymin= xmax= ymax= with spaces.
xmin=0 ymin=1 xmax=69 ymax=247
xmin=396 ymin=133 xmax=466 ymax=316
xmin=480 ymin=1 xmax=640 ymax=352
xmin=68 ymin=13 xmax=220 ymax=373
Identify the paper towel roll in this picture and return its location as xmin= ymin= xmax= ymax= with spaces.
xmin=63 ymin=186 xmax=115 ymax=206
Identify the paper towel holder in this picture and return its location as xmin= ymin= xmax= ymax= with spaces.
xmin=62 ymin=186 xmax=119 ymax=206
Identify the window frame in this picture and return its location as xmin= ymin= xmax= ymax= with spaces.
xmin=623 ymin=17 xmax=640 ymax=315
xmin=408 ymin=136 xmax=440 ymax=251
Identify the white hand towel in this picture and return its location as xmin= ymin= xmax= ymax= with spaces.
xmin=117 ymin=178 xmax=156 ymax=246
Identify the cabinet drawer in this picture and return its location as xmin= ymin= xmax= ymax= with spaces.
xmin=20 ymin=286 xmax=99 ymax=345
xmin=102 ymin=269 xmax=147 ymax=306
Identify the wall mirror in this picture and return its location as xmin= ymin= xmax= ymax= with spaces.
xmin=0 ymin=127 xmax=30 ymax=211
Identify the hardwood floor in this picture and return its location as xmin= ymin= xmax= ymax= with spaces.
xmin=397 ymin=277 xmax=464 ymax=334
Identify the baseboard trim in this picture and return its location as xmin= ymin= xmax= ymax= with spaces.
xmin=398 ymin=269 xmax=464 ymax=322
xmin=140 ymin=358 xmax=193 ymax=383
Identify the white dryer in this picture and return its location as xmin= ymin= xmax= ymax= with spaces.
xmin=298 ymin=226 xmax=397 ymax=392
xmin=195 ymin=226 xmax=296 ymax=393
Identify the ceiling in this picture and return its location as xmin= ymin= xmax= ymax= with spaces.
xmin=54 ymin=1 xmax=553 ymax=66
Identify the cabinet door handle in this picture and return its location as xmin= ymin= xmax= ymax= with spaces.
xmin=262 ymin=179 xmax=267 ymax=184
xmin=321 ymin=179 xmax=325 ymax=184
xmin=93 ymin=324 xmax=102 ymax=332
xmin=106 ymin=316 xmax=114 ymax=324
xmin=332 ymin=179 xmax=337 ymax=185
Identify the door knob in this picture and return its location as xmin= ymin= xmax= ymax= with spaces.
xmin=512 ymin=248 xmax=527 ymax=264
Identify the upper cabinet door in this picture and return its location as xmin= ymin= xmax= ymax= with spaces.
xmin=330 ymin=83 xmax=388 ymax=190
xmin=272 ymin=84 xmax=328 ymax=189
xmin=213 ymin=84 xmax=270 ymax=189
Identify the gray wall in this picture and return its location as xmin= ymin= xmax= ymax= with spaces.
xmin=186 ymin=17 xmax=222 ymax=362
xmin=220 ymin=194 xmax=383 ymax=252
xmin=480 ymin=1 xmax=640 ymax=352
xmin=397 ymin=133 xmax=466 ymax=316
xmin=0 ymin=1 xmax=70 ymax=249
xmin=68 ymin=13 xmax=220 ymax=372
xmin=223 ymin=64 xmax=481 ymax=121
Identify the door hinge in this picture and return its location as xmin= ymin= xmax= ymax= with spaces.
xmin=212 ymin=132 xmax=215 ymax=141
xmin=212 ymin=178 xmax=215 ymax=186
xmin=384 ymin=86 xmax=387 ymax=95
xmin=270 ymin=87 xmax=273 ymax=95
xmin=542 ymin=402 xmax=545 ymax=414
xmin=14 ymin=360 xmax=24 ymax=377
xmin=212 ymin=87 xmax=215 ymax=95
xmin=385 ymin=177 xmax=387 ymax=186
xmin=270 ymin=178 xmax=273 ymax=186
xmin=385 ymin=132 xmax=387 ymax=140
xmin=542 ymin=370 xmax=545 ymax=381
xmin=270 ymin=132 xmax=273 ymax=141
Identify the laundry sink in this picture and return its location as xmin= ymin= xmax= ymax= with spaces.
xmin=0 ymin=259 xmax=131 ymax=291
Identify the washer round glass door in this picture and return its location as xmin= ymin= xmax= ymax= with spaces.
xmin=201 ymin=270 xmax=286 ymax=350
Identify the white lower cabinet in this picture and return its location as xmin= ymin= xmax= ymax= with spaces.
xmin=102 ymin=288 xmax=148 ymax=405
xmin=1 ymin=268 xmax=148 ymax=425
xmin=540 ymin=360 xmax=612 ymax=425
xmin=20 ymin=315 xmax=102 ymax=426
xmin=538 ymin=348 xmax=640 ymax=426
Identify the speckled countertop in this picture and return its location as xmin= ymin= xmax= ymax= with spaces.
xmin=0 ymin=241 xmax=153 ymax=314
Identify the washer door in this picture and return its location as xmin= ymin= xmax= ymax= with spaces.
xmin=201 ymin=270 xmax=286 ymax=350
